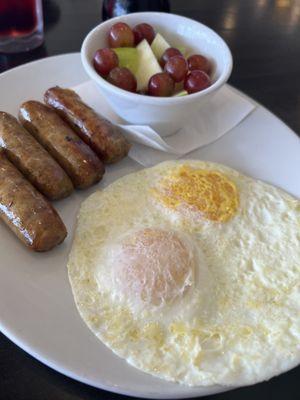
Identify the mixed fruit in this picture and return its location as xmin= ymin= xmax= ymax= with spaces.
xmin=93 ymin=22 xmax=213 ymax=97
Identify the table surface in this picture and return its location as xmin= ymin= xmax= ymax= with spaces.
xmin=0 ymin=1 xmax=299 ymax=399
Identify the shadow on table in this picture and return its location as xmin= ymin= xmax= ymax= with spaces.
xmin=0 ymin=45 xmax=48 ymax=73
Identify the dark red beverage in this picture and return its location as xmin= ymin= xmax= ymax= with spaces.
xmin=0 ymin=0 xmax=38 ymax=37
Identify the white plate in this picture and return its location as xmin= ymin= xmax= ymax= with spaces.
xmin=0 ymin=53 xmax=299 ymax=399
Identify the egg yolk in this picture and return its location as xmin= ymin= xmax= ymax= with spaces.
xmin=153 ymin=165 xmax=239 ymax=222
xmin=113 ymin=228 xmax=194 ymax=306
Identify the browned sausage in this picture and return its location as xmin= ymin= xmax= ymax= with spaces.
xmin=44 ymin=87 xmax=131 ymax=164
xmin=0 ymin=112 xmax=73 ymax=200
xmin=0 ymin=152 xmax=67 ymax=251
xmin=19 ymin=101 xmax=105 ymax=189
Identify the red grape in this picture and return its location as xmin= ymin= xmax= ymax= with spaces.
xmin=148 ymin=72 xmax=175 ymax=97
xmin=107 ymin=67 xmax=137 ymax=92
xmin=184 ymin=70 xmax=211 ymax=94
xmin=187 ymin=54 xmax=211 ymax=74
xmin=160 ymin=47 xmax=182 ymax=67
xmin=108 ymin=22 xmax=134 ymax=48
xmin=164 ymin=55 xmax=188 ymax=83
xmin=93 ymin=48 xmax=119 ymax=77
xmin=133 ymin=23 xmax=155 ymax=45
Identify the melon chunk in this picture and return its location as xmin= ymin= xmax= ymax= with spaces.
xmin=173 ymin=90 xmax=188 ymax=97
xmin=151 ymin=33 xmax=171 ymax=60
xmin=135 ymin=39 xmax=162 ymax=91
xmin=114 ymin=48 xmax=139 ymax=75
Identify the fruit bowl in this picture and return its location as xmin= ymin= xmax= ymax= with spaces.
xmin=81 ymin=12 xmax=232 ymax=136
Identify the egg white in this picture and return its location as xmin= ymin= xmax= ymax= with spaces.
xmin=68 ymin=160 xmax=300 ymax=386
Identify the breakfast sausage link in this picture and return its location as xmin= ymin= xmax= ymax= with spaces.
xmin=19 ymin=101 xmax=105 ymax=189
xmin=44 ymin=86 xmax=131 ymax=164
xmin=0 ymin=152 xmax=67 ymax=251
xmin=0 ymin=112 xmax=74 ymax=200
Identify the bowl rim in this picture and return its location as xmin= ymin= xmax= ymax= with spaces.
xmin=81 ymin=12 xmax=233 ymax=105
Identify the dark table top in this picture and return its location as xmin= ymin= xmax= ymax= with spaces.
xmin=0 ymin=1 xmax=299 ymax=399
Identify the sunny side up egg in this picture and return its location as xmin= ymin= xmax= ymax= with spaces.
xmin=68 ymin=160 xmax=300 ymax=387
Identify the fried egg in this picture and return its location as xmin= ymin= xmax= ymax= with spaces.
xmin=68 ymin=160 xmax=300 ymax=386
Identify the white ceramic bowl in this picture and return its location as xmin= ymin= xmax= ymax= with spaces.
xmin=81 ymin=12 xmax=232 ymax=136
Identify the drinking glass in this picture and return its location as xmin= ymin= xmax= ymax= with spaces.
xmin=0 ymin=0 xmax=44 ymax=53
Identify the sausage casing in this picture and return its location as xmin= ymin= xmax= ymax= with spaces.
xmin=0 ymin=112 xmax=74 ymax=200
xmin=0 ymin=152 xmax=67 ymax=251
xmin=44 ymin=87 xmax=131 ymax=164
xmin=19 ymin=101 xmax=105 ymax=189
